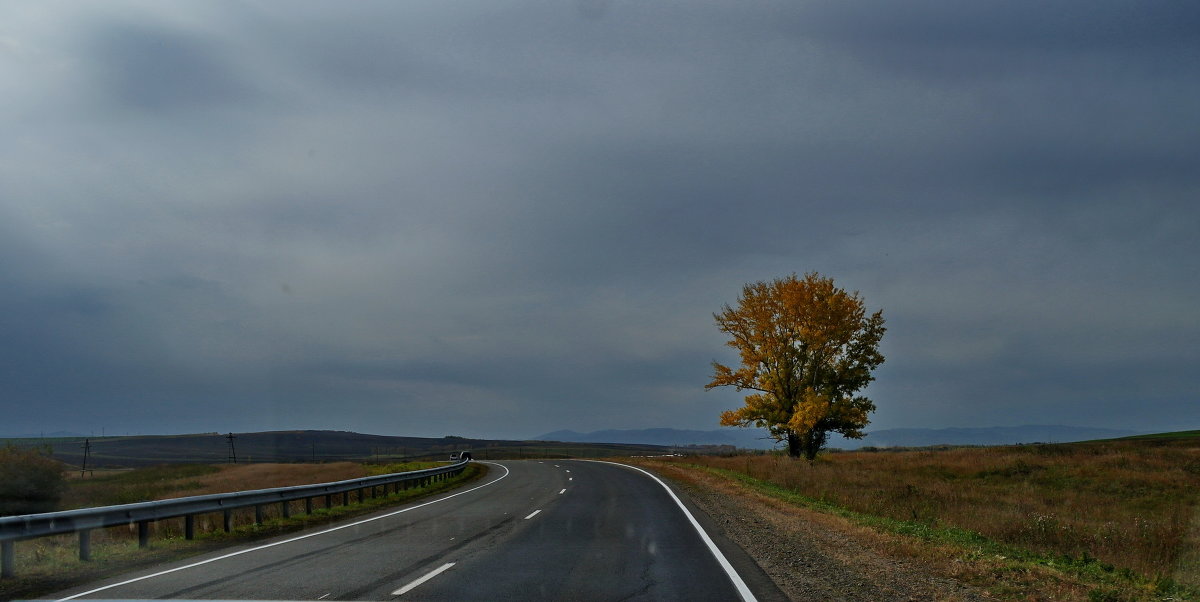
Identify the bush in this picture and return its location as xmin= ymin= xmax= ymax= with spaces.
xmin=0 ymin=444 xmax=67 ymax=516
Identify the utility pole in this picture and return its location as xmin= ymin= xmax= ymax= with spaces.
xmin=227 ymin=433 xmax=238 ymax=464
xmin=81 ymin=439 xmax=92 ymax=478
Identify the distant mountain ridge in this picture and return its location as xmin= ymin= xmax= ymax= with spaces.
xmin=536 ymin=428 xmax=771 ymax=448
xmin=534 ymin=425 xmax=1144 ymax=449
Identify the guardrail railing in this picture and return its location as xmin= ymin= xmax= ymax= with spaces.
xmin=0 ymin=460 xmax=469 ymax=578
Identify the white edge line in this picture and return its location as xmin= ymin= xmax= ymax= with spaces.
xmin=391 ymin=561 xmax=455 ymax=596
xmin=578 ymin=460 xmax=758 ymax=602
xmin=524 ymin=509 xmax=541 ymax=519
xmin=57 ymin=462 xmax=510 ymax=601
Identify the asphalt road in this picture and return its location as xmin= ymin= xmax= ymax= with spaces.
xmin=49 ymin=460 xmax=780 ymax=601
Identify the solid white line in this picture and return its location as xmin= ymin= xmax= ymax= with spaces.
xmin=524 ymin=509 xmax=541 ymax=519
xmin=391 ymin=562 xmax=455 ymax=596
xmin=56 ymin=463 xmax=511 ymax=601
xmin=579 ymin=460 xmax=759 ymax=602
xmin=558 ymin=488 xmax=566 ymax=494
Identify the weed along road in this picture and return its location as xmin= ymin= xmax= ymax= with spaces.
xmin=50 ymin=460 xmax=776 ymax=601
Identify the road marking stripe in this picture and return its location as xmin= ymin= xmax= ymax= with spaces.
xmin=391 ymin=562 xmax=455 ymax=596
xmin=559 ymin=488 xmax=566 ymax=494
xmin=580 ymin=460 xmax=759 ymax=602
xmin=524 ymin=509 xmax=541 ymax=519
xmin=317 ymin=594 xmax=330 ymax=600
xmin=56 ymin=463 xmax=511 ymax=601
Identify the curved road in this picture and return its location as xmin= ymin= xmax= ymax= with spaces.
xmin=51 ymin=460 xmax=782 ymax=601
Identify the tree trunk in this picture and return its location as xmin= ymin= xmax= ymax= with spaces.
xmin=801 ymin=430 xmax=828 ymax=462
xmin=786 ymin=432 xmax=802 ymax=458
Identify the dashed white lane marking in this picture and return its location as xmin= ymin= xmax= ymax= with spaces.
xmin=317 ymin=593 xmax=330 ymax=600
xmin=56 ymin=463 xmax=511 ymax=601
xmin=559 ymin=488 xmax=566 ymax=494
xmin=565 ymin=470 xmax=571 ymax=473
xmin=391 ymin=562 xmax=455 ymax=596
xmin=524 ymin=509 xmax=542 ymax=519
xmin=569 ymin=477 xmax=573 ymax=481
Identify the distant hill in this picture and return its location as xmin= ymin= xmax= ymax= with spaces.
xmin=535 ymin=428 xmax=775 ymax=449
xmin=1 ymin=431 xmax=86 ymax=438
xmin=535 ymin=425 xmax=1144 ymax=450
xmin=1 ymin=430 xmax=673 ymax=468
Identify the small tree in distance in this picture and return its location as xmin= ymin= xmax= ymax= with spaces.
xmin=707 ymin=272 xmax=886 ymax=461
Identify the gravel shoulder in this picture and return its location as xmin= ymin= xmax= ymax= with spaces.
xmin=638 ymin=460 xmax=987 ymax=602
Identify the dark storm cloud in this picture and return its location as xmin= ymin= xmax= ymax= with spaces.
xmin=0 ymin=1 xmax=1196 ymax=439
xmin=85 ymin=25 xmax=257 ymax=112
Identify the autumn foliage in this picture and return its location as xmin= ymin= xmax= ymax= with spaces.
xmin=707 ymin=273 xmax=885 ymax=460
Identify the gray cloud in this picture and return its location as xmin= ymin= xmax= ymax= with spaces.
xmin=1 ymin=1 xmax=1196 ymax=439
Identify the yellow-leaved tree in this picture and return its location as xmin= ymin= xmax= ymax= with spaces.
xmin=707 ymin=273 xmax=885 ymax=460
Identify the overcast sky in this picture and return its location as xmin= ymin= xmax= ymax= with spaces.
xmin=2 ymin=1 xmax=1197 ymax=441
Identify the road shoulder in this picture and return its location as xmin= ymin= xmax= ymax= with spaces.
xmin=632 ymin=460 xmax=985 ymax=602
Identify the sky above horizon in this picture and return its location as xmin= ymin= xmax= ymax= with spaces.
xmin=2 ymin=1 xmax=1197 ymax=441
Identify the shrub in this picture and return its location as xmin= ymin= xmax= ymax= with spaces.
xmin=0 ymin=444 xmax=67 ymax=516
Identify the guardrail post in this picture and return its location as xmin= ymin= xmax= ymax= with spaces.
xmin=223 ymin=509 xmax=232 ymax=532
xmin=1 ymin=540 xmax=13 ymax=578
xmin=281 ymin=501 xmax=290 ymax=518
xmin=325 ymin=494 xmax=332 ymax=509
xmin=185 ymin=515 xmax=195 ymax=540
xmin=254 ymin=505 xmax=263 ymax=525
xmin=305 ymin=497 xmax=313 ymax=514
xmin=138 ymin=521 xmax=150 ymax=548
xmin=80 ymin=529 xmax=92 ymax=560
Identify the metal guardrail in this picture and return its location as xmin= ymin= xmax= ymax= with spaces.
xmin=0 ymin=460 xmax=470 ymax=578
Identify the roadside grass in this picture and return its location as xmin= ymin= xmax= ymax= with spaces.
xmin=646 ymin=439 xmax=1200 ymax=601
xmin=0 ymin=462 xmax=486 ymax=601
xmin=60 ymin=464 xmax=223 ymax=508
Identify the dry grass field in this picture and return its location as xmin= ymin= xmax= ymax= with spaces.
xmin=655 ymin=435 xmax=1200 ymax=598
xmin=60 ymin=462 xmax=372 ymax=509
